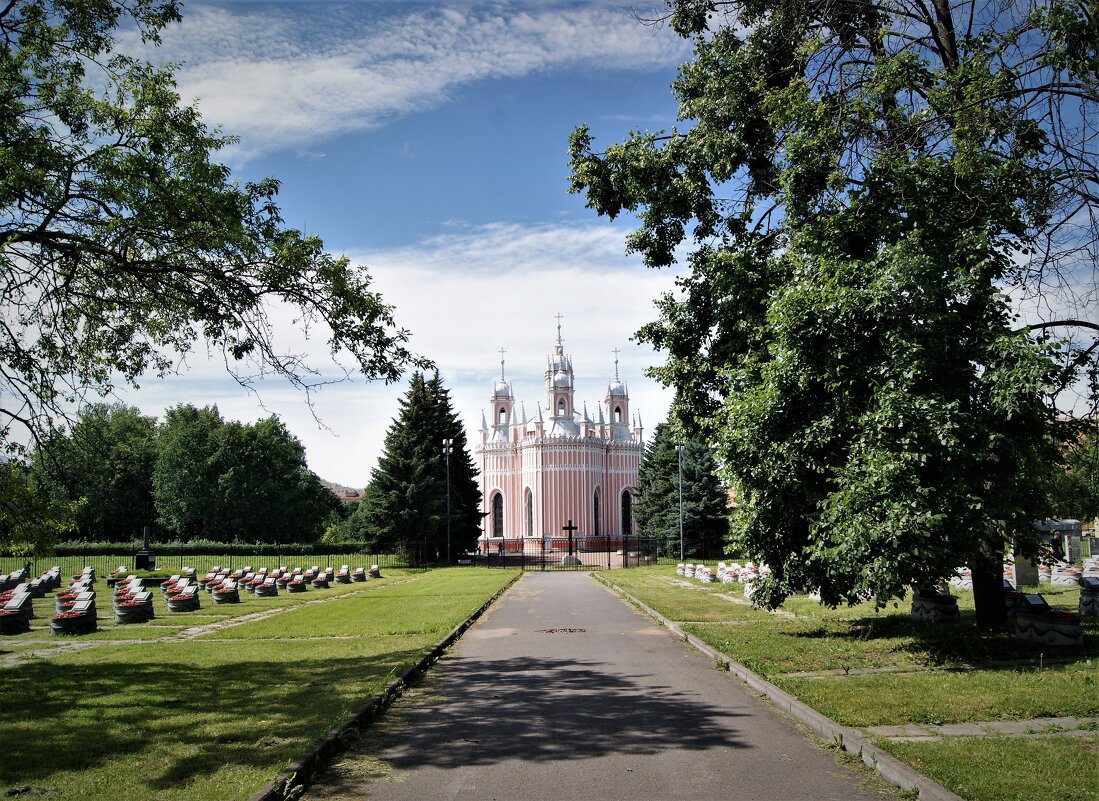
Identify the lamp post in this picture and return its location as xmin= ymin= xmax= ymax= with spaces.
xmin=442 ymin=438 xmax=454 ymax=565
xmin=675 ymin=444 xmax=685 ymax=562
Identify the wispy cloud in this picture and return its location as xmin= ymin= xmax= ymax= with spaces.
xmin=117 ymin=219 xmax=682 ymax=485
xmin=126 ymin=2 xmax=690 ymax=160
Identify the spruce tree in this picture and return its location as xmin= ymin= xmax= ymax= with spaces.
xmin=636 ymin=422 xmax=729 ymax=559
xmin=353 ymin=371 xmax=481 ymax=561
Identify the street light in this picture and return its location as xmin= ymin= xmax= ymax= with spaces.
xmin=442 ymin=438 xmax=454 ymax=565
xmin=675 ymin=444 xmax=685 ymax=562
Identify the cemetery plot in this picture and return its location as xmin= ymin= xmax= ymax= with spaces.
xmin=0 ymin=567 xmax=517 ymax=801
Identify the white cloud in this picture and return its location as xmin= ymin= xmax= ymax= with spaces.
xmin=126 ymin=1 xmax=690 ymax=160
xmin=113 ymin=220 xmax=683 ymax=486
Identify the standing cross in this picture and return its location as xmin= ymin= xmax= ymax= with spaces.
xmin=562 ymin=518 xmax=578 ymax=557
xmin=498 ymin=346 xmax=507 ymax=380
xmin=612 ymin=347 xmax=621 ymax=379
xmin=555 ymin=313 xmax=564 ymax=345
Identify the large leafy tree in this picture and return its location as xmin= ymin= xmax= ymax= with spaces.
xmin=32 ymin=403 xmax=158 ymax=540
xmin=347 ymin=371 xmax=481 ymax=561
xmin=569 ymin=0 xmax=1097 ymax=625
xmin=153 ymin=404 xmax=339 ymax=542
xmin=1 ymin=1 xmax=422 ymax=541
xmin=208 ymin=416 xmax=342 ymax=543
xmin=152 ymin=404 xmax=224 ymax=539
xmin=636 ymin=422 xmax=729 ymax=558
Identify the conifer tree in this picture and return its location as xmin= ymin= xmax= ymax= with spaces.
xmin=636 ymin=422 xmax=729 ymax=559
xmin=351 ymin=371 xmax=481 ymax=560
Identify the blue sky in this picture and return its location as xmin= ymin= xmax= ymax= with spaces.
xmin=113 ymin=1 xmax=694 ymax=486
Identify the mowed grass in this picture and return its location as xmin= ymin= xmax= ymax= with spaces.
xmin=0 ymin=567 xmax=517 ymax=800
xmin=881 ymin=736 xmax=1099 ymax=801
xmin=600 ymin=566 xmax=1097 ymax=801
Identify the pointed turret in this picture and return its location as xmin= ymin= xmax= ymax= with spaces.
xmin=605 ymin=348 xmax=631 ymax=441
xmin=545 ymin=316 xmax=579 ymax=437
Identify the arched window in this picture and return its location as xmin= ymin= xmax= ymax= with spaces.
xmin=621 ymin=489 xmax=633 ymax=537
xmin=593 ymin=489 xmax=601 ymax=537
xmin=491 ymin=492 xmax=504 ymax=537
xmin=614 ymin=405 xmax=622 ymax=423
xmin=498 ymin=407 xmax=508 ymax=425
xmin=524 ymin=488 xmax=533 ymax=536
xmin=557 ymin=398 xmax=566 ymax=417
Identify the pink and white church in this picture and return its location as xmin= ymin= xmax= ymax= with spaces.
xmin=477 ymin=326 xmax=644 ymax=549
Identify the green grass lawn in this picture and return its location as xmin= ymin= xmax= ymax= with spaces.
xmin=601 ymin=566 xmax=1097 ymax=801
xmin=881 ymin=736 xmax=1099 ymax=801
xmin=0 ymin=567 xmax=518 ymax=800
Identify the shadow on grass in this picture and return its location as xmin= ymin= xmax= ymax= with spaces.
xmin=0 ymin=649 xmax=422 ymax=790
xmin=806 ymin=612 xmax=1099 ymax=666
xmin=370 ymin=654 xmax=750 ymax=771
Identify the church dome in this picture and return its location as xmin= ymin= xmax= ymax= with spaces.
xmin=552 ymin=370 xmax=570 ymax=388
xmin=493 ymin=379 xmax=511 ymax=398
xmin=608 ymin=378 xmax=626 ymax=396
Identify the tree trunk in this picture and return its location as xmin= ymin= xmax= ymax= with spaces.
xmin=971 ymin=556 xmax=1007 ymax=629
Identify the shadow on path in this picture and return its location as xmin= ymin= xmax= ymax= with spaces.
xmin=379 ymin=653 xmax=750 ymax=769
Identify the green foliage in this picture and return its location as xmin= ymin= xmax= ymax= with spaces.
xmin=153 ymin=404 xmax=339 ymax=542
xmin=31 ymin=403 xmax=158 ymax=540
xmin=0 ymin=0 xmax=424 ymax=548
xmin=569 ymin=0 xmax=1095 ymax=621
xmin=635 ymin=422 xmax=729 ymax=558
xmin=152 ymin=405 xmax=224 ymax=539
xmin=340 ymin=371 xmax=481 ymax=560
xmin=0 ymin=461 xmax=79 ymax=556
xmin=1049 ymin=420 xmax=1099 ymax=523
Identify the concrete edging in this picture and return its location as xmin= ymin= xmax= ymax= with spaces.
xmin=247 ymin=571 xmax=522 ymax=801
xmin=594 ymin=574 xmax=964 ymax=801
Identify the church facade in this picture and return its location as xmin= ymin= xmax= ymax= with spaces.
xmin=477 ymin=329 xmax=644 ymax=547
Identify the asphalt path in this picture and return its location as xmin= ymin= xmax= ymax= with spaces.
xmin=305 ymin=572 xmax=897 ymax=801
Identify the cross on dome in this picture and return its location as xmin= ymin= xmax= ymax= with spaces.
xmin=554 ymin=312 xmax=564 ymax=346
xmin=498 ymin=346 xmax=507 ymax=380
xmin=612 ymin=347 xmax=621 ymax=380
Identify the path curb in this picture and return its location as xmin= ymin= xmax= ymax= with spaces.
xmin=595 ymin=575 xmax=964 ymax=801
xmin=247 ymin=571 xmax=521 ymax=801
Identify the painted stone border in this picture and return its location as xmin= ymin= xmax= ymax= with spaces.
xmin=247 ymin=571 xmax=521 ymax=801
xmin=594 ymin=574 xmax=964 ymax=801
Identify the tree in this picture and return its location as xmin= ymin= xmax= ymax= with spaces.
xmin=347 ymin=371 xmax=481 ymax=560
xmin=0 ymin=461 xmax=80 ymax=556
xmin=153 ymin=404 xmax=340 ymax=542
xmin=1050 ymin=419 xmax=1099 ymax=523
xmin=152 ymin=404 xmax=224 ymax=539
xmin=31 ymin=403 xmax=158 ymax=540
xmin=636 ymin=422 xmax=729 ymax=558
xmin=1 ymin=1 xmax=424 ymax=542
xmin=569 ymin=0 xmax=1097 ymax=626
xmin=207 ymin=416 xmax=342 ymax=543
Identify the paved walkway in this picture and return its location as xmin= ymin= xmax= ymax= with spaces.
xmin=305 ymin=573 xmax=900 ymax=801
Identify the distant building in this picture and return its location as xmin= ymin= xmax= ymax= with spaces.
xmin=476 ymin=324 xmax=643 ymax=545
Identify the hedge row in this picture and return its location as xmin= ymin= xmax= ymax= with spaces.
xmin=3 ymin=541 xmax=379 ymax=558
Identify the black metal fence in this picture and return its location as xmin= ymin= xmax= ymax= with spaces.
xmin=469 ymin=535 xmax=727 ymax=571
